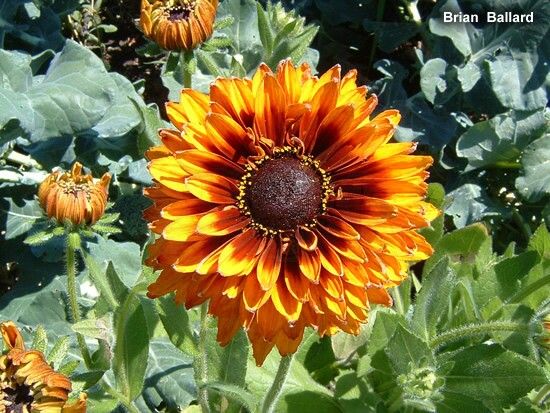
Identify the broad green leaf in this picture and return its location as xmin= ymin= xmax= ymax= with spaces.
xmin=456 ymin=110 xmax=547 ymax=171
xmin=0 ymin=197 xmax=42 ymax=239
xmin=113 ymin=294 xmax=149 ymax=402
xmin=130 ymin=100 xmax=166 ymax=155
xmin=445 ymin=183 xmax=503 ymax=228
xmin=204 ymin=382 xmax=257 ymax=412
xmin=83 ymin=257 xmax=129 ymax=312
xmin=441 ymin=344 xmax=548 ymax=411
xmin=156 ymin=295 xmax=198 ymax=356
xmin=86 ymin=238 xmax=142 ymax=289
xmin=420 ymin=58 xmax=459 ymax=105
xmin=386 ymin=325 xmax=433 ymax=374
xmin=366 ymin=309 xmax=403 ymax=357
xmin=71 ymin=317 xmax=111 ymax=341
xmin=363 ymin=20 xmax=418 ymax=53
xmin=134 ymin=338 xmax=195 ymax=412
xmin=424 ymin=223 xmax=489 ymax=275
xmin=0 ymin=41 xmax=145 ymax=142
xmin=528 ymin=224 xmax=550 ymax=259
xmin=411 ymin=258 xmax=456 ymax=341
xmin=516 ymin=133 xmax=550 ymax=202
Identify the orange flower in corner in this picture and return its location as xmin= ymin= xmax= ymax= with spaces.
xmin=38 ymin=162 xmax=111 ymax=226
xmin=144 ymin=60 xmax=438 ymax=365
xmin=140 ymin=0 xmax=219 ymax=51
xmin=0 ymin=321 xmax=87 ymax=413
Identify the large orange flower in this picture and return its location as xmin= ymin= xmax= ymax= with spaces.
xmin=145 ymin=60 xmax=438 ymax=365
xmin=0 ymin=322 xmax=87 ymax=413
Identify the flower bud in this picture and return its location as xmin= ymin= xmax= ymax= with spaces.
xmin=140 ymin=0 xmax=219 ymax=51
xmin=38 ymin=162 xmax=111 ymax=226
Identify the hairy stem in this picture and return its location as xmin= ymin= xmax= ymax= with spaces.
xmin=261 ymin=354 xmax=293 ymax=413
xmin=181 ymin=50 xmax=195 ymax=88
xmin=195 ymin=302 xmax=211 ymax=413
xmin=65 ymin=233 xmax=92 ymax=368
xmin=429 ymin=321 xmax=528 ymax=349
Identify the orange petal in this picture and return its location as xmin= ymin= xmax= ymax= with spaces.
xmin=218 ymin=229 xmax=264 ymax=276
xmin=317 ymin=233 xmax=344 ymax=276
xmin=297 ymin=247 xmax=321 ymax=283
xmin=197 ymin=206 xmax=249 ymax=236
xmin=317 ymin=214 xmax=360 ymax=240
xmin=284 ymin=259 xmax=310 ymax=302
xmin=256 ymin=237 xmax=283 ymax=290
xmin=295 ymin=226 xmax=318 ymax=251
xmin=186 ymin=173 xmax=238 ymax=204
xmin=271 ymin=280 xmax=302 ymax=322
xmin=177 ymin=149 xmax=244 ymax=180
xmin=243 ymin=271 xmax=272 ymax=311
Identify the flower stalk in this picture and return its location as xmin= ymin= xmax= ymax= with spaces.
xmin=195 ymin=302 xmax=211 ymax=413
xmin=261 ymin=354 xmax=293 ymax=413
xmin=65 ymin=232 xmax=93 ymax=368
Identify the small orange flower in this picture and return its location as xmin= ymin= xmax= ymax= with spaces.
xmin=0 ymin=322 xmax=87 ymax=413
xmin=140 ymin=0 xmax=219 ymax=51
xmin=38 ymin=162 xmax=110 ymax=226
xmin=144 ymin=61 xmax=438 ymax=365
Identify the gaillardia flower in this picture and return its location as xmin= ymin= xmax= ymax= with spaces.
xmin=140 ymin=0 xmax=219 ymax=51
xmin=0 ymin=322 xmax=87 ymax=413
xmin=38 ymin=162 xmax=111 ymax=226
xmin=145 ymin=60 xmax=438 ymax=365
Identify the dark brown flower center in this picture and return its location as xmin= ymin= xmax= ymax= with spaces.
xmin=167 ymin=1 xmax=196 ymax=21
xmin=242 ymin=154 xmax=327 ymax=232
xmin=5 ymin=383 xmax=33 ymax=413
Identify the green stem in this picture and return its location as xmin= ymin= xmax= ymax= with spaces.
xmin=195 ymin=302 xmax=211 ymax=413
xmin=261 ymin=354 xmax=293 ymax=413
xmin=533 ymin=383 xmax=550 ymax=406
xmin=180 ymin=50 xmax=195 ymax=88
xmin=429 ymin=321 xmax=528 ymax=349
xmin=65 ymin=233 xmax=92 ymax=368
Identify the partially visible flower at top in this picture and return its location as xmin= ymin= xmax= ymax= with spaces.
xmin=0 ymin=321 xmax=87 ymax=413
xmin=38 ymin=162 xmax=111 ymax=227
xmin=144 ymin=60 xmax=438 ymax=365
xmin=140 ymin=0 xmax=219 ymax=51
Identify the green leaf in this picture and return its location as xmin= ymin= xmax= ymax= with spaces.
xmin=445 ymin=183 xmax=503 ymax=228
xmin=0 ymin=41 xmax=145 ymax=142
xmin=31 ymin=325 xmax=48 ymax=354
xmin=516 ymin=133 xmax=550 ymax=202
xmin=156 ymin=295 xmax=198 ymax=356
xmin=366 ymin=309 xmax=403 ymax=357
xmin=256 ymin=2 xmax=273 ymax=55
xmin=1 ymin=197 xmax=43 ymax=239
xmin=134 ymin=338 xmax=195 ymax=411
xmin=83 ymin=257 xmax=129 ymax=312
xmin=130 ymin=99 xmax=166 ymax=155
xmin=411 ymin=258 xmax=457 ymax=341
xmin=424 ymin=223 xmax=489 ymax=275
xmin=113 ymin=294 xmax=150 ymax=402
xmin=47 ymin=336 xmax=70 ymax=368
xmin=386 ymin=325 xmax=433 ymax=374
xmin=71 ymin=317 xmax=111 ymax=341
xmin=441 ymin=344 xmax=548 ymax=411
xmin=204 ymin=382 xmax=257 ymax=412
xmin=456 ymin=110 xmax=547 ymax=171
xmin=418 ymin=183 xmax=445 ymax=245
xmin=420 ymin=58 xmax=459 ymax=105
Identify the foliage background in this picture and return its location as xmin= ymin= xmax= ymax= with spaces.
xmin=0 ymin=0 xmax=549 ymax=412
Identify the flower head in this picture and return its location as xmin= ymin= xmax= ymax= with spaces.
xmin=38 ymin=162 xmax=111 ymax=226
xmin=140 ymin=0 xmax=218 ymax=51
xmin=144 ymin=60 xmax=438 ymax=365
xmin=0 ymin=321 xmax=87 ymax=413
